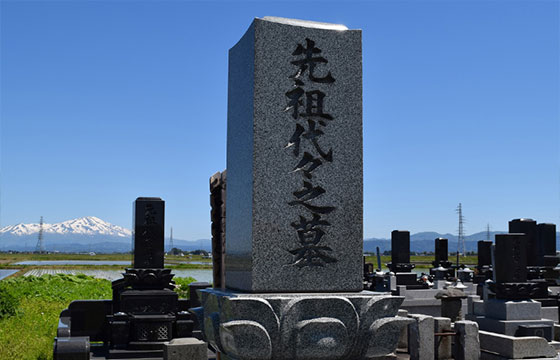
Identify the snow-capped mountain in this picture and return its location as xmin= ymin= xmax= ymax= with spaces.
xmin=0 ymin=216 xmax=131 ymax=237
xmin=0 ymin=217 xmax=211 ymax=253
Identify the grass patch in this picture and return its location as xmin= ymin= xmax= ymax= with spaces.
xmin=0 ymin=274 xmax=196 ymax=360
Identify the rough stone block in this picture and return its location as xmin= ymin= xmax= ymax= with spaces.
xmin=434 ymin=317 xmax=452 ymax=360
xmin=454 ymin=321 xmax=480 ymax=360
xmin=484 ymin=299 xmax=541 ymax=320
xmin=478 ymin=330 xmax=556 ymax=359
xmin=163 ymin=337 xmax=207 ymax=360
xmin=397 ymin=309 xmax=409 ymax=349
xmin=408 ymin=314 xmax=434 ymax=360
xmin=225 ymin=16 xmax=363 ymax=293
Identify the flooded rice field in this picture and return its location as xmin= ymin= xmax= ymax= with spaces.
xmin=0 ymin=269 xmax=18 ymax=280
xmin=22 ymin=268 xmax=213 ymax=283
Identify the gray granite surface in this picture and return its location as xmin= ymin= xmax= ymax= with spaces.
xmin=479 ymin=330 xmax=556 ymax=359
xmin=434 ymin=317 xmax=452 ymax=360
xmin=454 ymin=321 xmax=480 ymax=360
xmin=483 ymin=299 xmax=541 ymax=320
xmin=225 ymin=16 xmax=363 ymax=292
xmin=408 ymin=314 xmax=434 ymax=360
xmin=163 ymin=338 xmax=207 ymax=360
xmin=192 ymin=288 xmax=409 ymax=360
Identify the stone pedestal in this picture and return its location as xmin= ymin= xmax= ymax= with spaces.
xmin=191 ymin=288 xmax=412 ymax=360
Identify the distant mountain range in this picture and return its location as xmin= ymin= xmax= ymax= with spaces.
xmin=0 ymin=216 xmax=210 ymax=253
xmin=364 ymin=231 xmax=560 ymax=254
xmin=1 ymin=217 xmax=558 ymax=254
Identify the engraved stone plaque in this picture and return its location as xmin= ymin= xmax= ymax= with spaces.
xmin=133 ymin=197 xmax=165 ymax=269
xmin=225 ymin=17 xmax=362 ymax=292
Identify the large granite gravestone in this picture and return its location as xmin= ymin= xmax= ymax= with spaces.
xmin=194 ymin=17 xmax=412 ymax=360
xmin=225 ymin=16 xmax=362 ymax=293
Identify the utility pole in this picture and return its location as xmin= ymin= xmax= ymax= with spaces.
xmin=35 ymin=216 xmax=45 ymax=254
xmin=169 ymin=227 xmax=174 ymax=252
xmin=456 ymin=203 xmax=466 ymax=258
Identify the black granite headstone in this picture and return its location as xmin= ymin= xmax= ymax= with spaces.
xmin=509 ymin=218 xmax=539 ymax=266
xmin=133 ymin=197 xmax=165 ymax=269
xmin=477 ymin=240 xmax=492 ymax=268
xmin=434 ymin=238 xmax=449 ymax=264
xmin=494 ymin=233 xmax=527 ymax=283
xmin=538 ymin=223 xmax=557 ymax=257
xmin=391 ymin=230 xmax=410 ymax=264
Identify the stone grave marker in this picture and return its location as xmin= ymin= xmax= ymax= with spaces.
xmin=225 ymin=16 xmax=363 ymax=292
xmin=509 ymin=218 xmax=539 ymax=266
xmin=194 ymin=17 xmax=413 ymax=360
xmin=133 ymin=197 xmax=165 ymax=268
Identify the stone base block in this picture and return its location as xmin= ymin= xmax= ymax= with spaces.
xmin=472 ymin=315 xmax=554 ymax=339
xmin=541 ymin=306 xmax=558 ymax=322
xmin=192 ymin=289 xmax=412 ymax=360
xmin=453 ymin=320 xmax=480 ymax=360
xmin=434 ymin=317 xmax=452 ymax=359
xmin=163 ymin=337 xmax=207 ymax=360
xmin=484 ymin=299 xmax=541 ymax=320
xmin=408 ymin=314 xmax=434 ymax=360
xmin=480 ymin=351 xmax=557 ymax=360
xmin=479 ymin=330 xmax=557 ymax=359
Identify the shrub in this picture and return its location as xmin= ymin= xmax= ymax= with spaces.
xmin=0 ymin=285 xmax=18 ymax=319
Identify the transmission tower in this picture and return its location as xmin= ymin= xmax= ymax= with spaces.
xmin=35 ymin=216 xmax=45 ymax=254
xmin=169 ymin=227 xmax=174 ymax=252
xmin=456 ymin=203 xmax=466 ymax=257
xmin=486 ymin=223 xmax=491 ymax=241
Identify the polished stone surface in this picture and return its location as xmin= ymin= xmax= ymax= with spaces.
xmin=225 ymin=16 xmax=363 ymax=292
xmin=133 ymin=197 xmax=165 ymax=268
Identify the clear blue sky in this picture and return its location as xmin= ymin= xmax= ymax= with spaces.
xmin=1 ymin=0 xmax=558 ymax=240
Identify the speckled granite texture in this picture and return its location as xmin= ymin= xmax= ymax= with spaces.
xmin=226 ymin=16 xmax=363 ymax=292
xmin=191 ymin=288 xmax=411 ymax=360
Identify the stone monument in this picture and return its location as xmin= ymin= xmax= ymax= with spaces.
xmin=53 ymin=197 xmax=211 ymax=359
xmin=430 ymin=238 xmax=453 ymax=280
xmin=387 ymin=230 xmax=423 ymax=287
xmin=193 ymin=17 xmax=412 ymax=360
xmin=474 ymin=240 xmax=492 ymax=285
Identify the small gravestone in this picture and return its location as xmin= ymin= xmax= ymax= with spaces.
xmin=194 ymin=17 xmax=412 ymax=360
xmin=431 ymin=238 xmax=453 ymax=280
xmin=538 ymin=223 xmax=559 ymax=282
xmin=387 ymin=230 xmax=419 ymax=287
xmin=474 ymin=240 xmax=493 ymax=284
